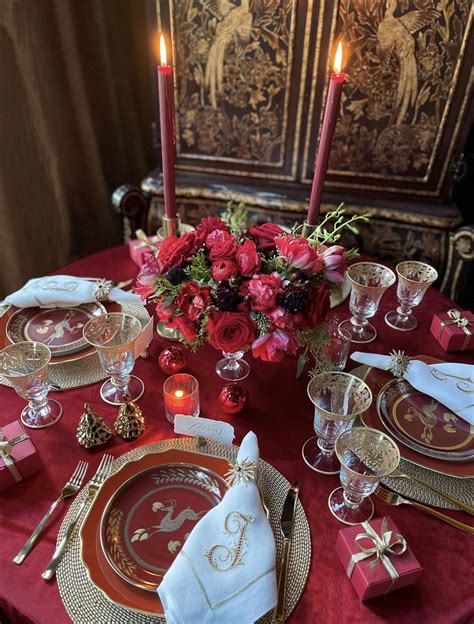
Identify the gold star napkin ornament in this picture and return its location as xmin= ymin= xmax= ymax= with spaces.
xmin=388 ymin=350 xmax=411 ymax=378
xmin=224 ymin=458 xmax=257 ymax=488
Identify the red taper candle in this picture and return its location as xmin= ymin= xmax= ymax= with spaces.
xmin=157 ymin=34 xmax=177 ymax=219
xmin=307 ymin=42 xmax=345 ymax=226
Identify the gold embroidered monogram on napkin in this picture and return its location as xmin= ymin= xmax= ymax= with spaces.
xmin=205 ymin=511 xmax=255 ymax=572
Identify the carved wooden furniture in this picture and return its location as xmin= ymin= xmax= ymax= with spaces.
xmin=113 ymin=0 xmax=474 ymax=307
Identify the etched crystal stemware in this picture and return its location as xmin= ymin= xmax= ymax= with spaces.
xmin=385 ymin=261 xmax=438 ymax=331
xmin=339 ymin=262 xmax=396 ymax=343
xmin=328 ymin=427 xmax=400 ymax=525
xmin=302 ymin=372 xmax=373 ymax=475
xmin=0 ymin=342 xmax=62 ymax=428
xmin=84 ymin=313 xmax=144 ymax=405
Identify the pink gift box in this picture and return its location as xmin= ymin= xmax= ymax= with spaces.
xmin=129 ymin=237 xmax=159 ymax=268
xmin=0 ymin=421 xmax=40 ymax=491
xmin=430 ymin=309 xmax=474 ymax=352
xmin=335 ymin=516 xmax=423 ymax=601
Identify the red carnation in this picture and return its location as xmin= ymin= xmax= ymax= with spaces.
xmin=212 ymin=260 xmax=238 ymax=282
xmin=249 ymin=223 xmax=286 ymax=251
xmin=206 ymin=311 xmax=257 ymax=352
xmin=236 ymin=240 xmax=261 ymax=276
xmin=241 ymin=273 xmax=283 ymax=311
xmin=176 ymin=282 xmax=210 ymax=321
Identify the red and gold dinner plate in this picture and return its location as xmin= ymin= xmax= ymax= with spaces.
xmin=0 ymin=302 xmax=121 ymax=364
xmin=361 ymin=356 xmax=474 ymax=478
xmin=81 ymin=449 xmax=231 ymax=616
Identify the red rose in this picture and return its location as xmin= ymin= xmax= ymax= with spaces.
xmin=176 ymin=282 xmax=210 ymax=321
xmin=135 ymin=254 xmax=160 ymax=299
xmin=196 ymin=216 xmax=229 ymax=237
xmin=275 ymin=235 xmax=323 ymax=275
xmin=249 ymin=223 xmax=286 ymax=251
xmin=236 ymin=240 xmax=261 ymax=276
xmin=304 ymin=284 xmax=331 ymax=328
xmin=158 ymin=231 xmax=198 ymax=269
xmin=240 ymin=273 xmax=283 ymax=311
xmin=212 ymin=260 xmax=238 ymax=281
xmin=267 ymin=306 xmax=304 ymax=331
xmin=252 ymin=330 xmax=298 ymax=363
xmin=174 ymin=315 xmax=198 ymax=342
xmin=208 ymin=232 xmax=239 ymax=261
xmin=206 ymin=311 xmax=257 ymax=352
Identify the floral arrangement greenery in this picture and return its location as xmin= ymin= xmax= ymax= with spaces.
xmin=136 ymin=203 xmax=368 ymax=374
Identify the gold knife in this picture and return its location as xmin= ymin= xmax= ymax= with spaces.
xmin=271 ymin=482 xmax=300 ymax=624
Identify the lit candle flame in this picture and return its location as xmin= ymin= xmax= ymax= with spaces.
xmin=175 ymin=390 xmax=184 ymax=398
xmin=333 ymin=41 xmax=343 ymax=75
xmin=160 ymin=34 xmax=167 ymax=66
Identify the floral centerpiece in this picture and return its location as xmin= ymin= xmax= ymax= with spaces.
xmin=136 ymin=204 xmax=367 ymax=376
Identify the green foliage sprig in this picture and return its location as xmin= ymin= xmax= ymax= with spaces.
xmin=221 ymin=201 xmax=248 ymax=240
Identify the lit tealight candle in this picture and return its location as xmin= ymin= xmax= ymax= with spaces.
xmin=163 ymin=374 xmax=200 ymax=424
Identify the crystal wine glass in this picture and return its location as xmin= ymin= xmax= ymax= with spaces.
xmin=385 ymin=261 xmax=438 ymax=331
xmin=302 ymin=372 xmax=373 ymax=475
xmin=339 ymin=262 xmax=396 ymax=344
xmin=328 ymin=427 xmax=400 ymax=525
xmin=0 ymin=342 xmax=62 ymax=428
xmin=215 ymin=351 xmax=250 ymax=382
xmin=84 ymin=313 xmax=144 ymax=405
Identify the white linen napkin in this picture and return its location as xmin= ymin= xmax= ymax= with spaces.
xmin=351 ymin=351 xmax=474 ymax=425
xmin=158 ymin=431 xmax=277 ymax=624
xmin=1 ymin=275 xmax=140 ymax=308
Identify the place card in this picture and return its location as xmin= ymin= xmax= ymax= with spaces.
xmin=174 ymin=415 xmax=234 ymax=445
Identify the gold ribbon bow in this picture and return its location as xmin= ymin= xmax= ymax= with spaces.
xmin=134 ymin=229 xmax=159 ymax=252
xmin=0 ymin=428 xmax=29 ymax=483
xmin=346 ymin=518 xmax=407 ymax=594
xmin=437 ymin=309 xmax=474 ymax=350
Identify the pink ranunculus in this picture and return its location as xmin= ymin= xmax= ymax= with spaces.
xmin=236 ymin=240 xmax=261 ymax=276
xmin=205 ymin=228 xmax=234 ymax=249
xmin=321 ymin=245 xmax=346 ymax=283
xmin=252 ymin=330 xmax=299 ymax=363
xmin=135 ymin=254 xmax=161 ymax=299
xmin=275 ymin=235 xmax=323 ymax=275
xmin=267 ymin=306 xmax=304 ymax=331
xmin=249 ymin=222 xmax=286 ymax=251
xmin=211 ymin=260 xmax=238 ymax=281
xmin=240 ymin=272 xmax=283 ymax=311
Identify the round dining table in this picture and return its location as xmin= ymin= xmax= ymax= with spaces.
xmin=0 ymin=245 xmax=473 ymax=624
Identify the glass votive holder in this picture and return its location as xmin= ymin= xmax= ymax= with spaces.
xmin=163 ymin=373 xmax=200 ymax=424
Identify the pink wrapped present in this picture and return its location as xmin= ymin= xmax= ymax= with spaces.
xmin=430 ymin=309 xmax=474 ymax=352
xmin=0 ymin=421 xmax=40 ymax=491
xmin=129 ymin=229 xmax=160 ymax=267
xmin=335 ymin=516 xmax=423 ymax=600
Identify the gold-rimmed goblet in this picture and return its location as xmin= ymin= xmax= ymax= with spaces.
xmin=328 ymin=427 xmax=400 ymax=525
xmin=84 ymin=313 xmax=144 ymax=405
xmin=0 ymin=342 xmax=62 ymax=428
xmin=339 ymin=262 xmax=396 ymax=343
xmin=302 ymin=372 xmax=373 ymax=475
xmin=385 ymin=261 xmax=438 ymax=331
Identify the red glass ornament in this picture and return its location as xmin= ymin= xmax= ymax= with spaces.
xmin=159 ymin=346 xmax=187 ymax=375
xmin=218 ymin=383 xmax=248 ymax=415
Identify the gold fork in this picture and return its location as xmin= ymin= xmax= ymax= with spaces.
xmin=13 ymin=460 xmax=89 ymax=565
xmin=388 ymin=469 xmax=474 ymax=516
xmin=376 ymin=486 xmax=474 ymax=535
xmin=41 ymin=454 xmax=114 ymax=580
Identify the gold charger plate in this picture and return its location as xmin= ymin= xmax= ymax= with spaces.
xmin=57 ymin=438 xmax=311 ymax=624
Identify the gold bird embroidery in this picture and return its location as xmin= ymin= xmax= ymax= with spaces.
xmin=377 ymin=0 xmax=439 ymax=125
xmin=204 ymin=0 xmax=253 ymax=108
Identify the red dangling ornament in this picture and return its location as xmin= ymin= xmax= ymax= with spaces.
xmin=218 ymin=383 xmax=249 ymax=415
xmin=159 ymin=346 xmax=187 ymax=375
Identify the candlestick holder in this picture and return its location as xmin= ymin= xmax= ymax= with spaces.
xmin=157 ymin=217 xmax=195 ymax=240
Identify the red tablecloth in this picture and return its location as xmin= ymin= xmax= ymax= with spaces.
xmin=1 ymin=246 xmax=473 ymax=624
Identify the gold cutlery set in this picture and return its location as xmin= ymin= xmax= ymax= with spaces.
xmin=13 ymin=454 xmax=114 ymax=579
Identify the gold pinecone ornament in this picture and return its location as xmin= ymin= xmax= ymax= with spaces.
xmin=114 ymin=396 xmax=145 ymax=440
xmin=76 ymin=403 xmax=112 ymax=448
